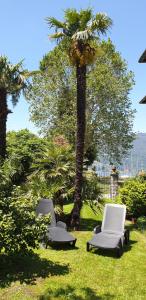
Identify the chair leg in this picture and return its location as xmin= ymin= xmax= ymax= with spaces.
xmin=87 ymin=242 xmax=90 ymax=252
xmin=117 ymin=244 xmax=123 ymax=258
xmin=71 ymin=239 xmax=77 ymax=247
xmin=125 ymin=229 xmax=130 ymax=245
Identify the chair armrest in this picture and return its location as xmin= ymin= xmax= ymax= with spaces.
xmin=124 ymin=228 xmax=130 ymax=244
xmin=56 ymin=221 xmax=67 ymax=230
xmin=94 ymin=225 xmax=101 ymax=234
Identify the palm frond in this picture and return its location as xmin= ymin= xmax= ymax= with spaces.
xmin=20 ymin=70 xmax=40 ymax=78
xmin=64 ymin=9 xmax=80 ymax=25
xmin=79 ymin=8 xmax=93 ymax=30
xmin=11 ymin=92 xmax=20 ymax=106
xmin=49 ymin=32 xmax=65 ymax=40
xmin=11 ymin=60 xmax=24 ymax=72
xmin=46 ymin=17 xmax=66 ymax=29
xmin=0 ymin=55 xmax=36 ymax=105
xmin=90 ymin=13 xmax=112 ymax=34
xmin=46 ymin=9 xmax=112 ymax=67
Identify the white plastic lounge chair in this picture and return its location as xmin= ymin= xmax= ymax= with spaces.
xmin=87 ymin=203 xmax=129 ymax=257
xmin=36 ymin=198 xmax=76 ymax=248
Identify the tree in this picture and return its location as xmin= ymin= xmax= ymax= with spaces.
xmin=86 ymin=39 xmax=135 ymax=163
xmin=27 ymin=46 xmax=76 ymax=144
xmin=0 ymin=56 xmax=36 ymax=159
xmin=5 ymin=129 xmax=47 ymax=185
xmin=27 ymin=40 xmax=135 ymax=164
xmin=45 ymin=9 xmax=112 ymax=228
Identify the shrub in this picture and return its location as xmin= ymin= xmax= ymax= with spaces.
xmin=0 ymin=188 xmax=50 ymax=254
xmin=118 ymin=178 xmax=146 ymax=218
xmin=137 ymin=216 xmax=146 ymax=231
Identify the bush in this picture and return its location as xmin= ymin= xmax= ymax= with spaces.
xmin=118 ymin=178 xmax=146 ymax=218
xmin=137 ymin=216 xmax=146 ymax=231
xmin=0 ymin=188 xmax=50 ymax=254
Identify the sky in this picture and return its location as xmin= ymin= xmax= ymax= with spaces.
xmin=1 ymin=0 xmax=146 ymax=134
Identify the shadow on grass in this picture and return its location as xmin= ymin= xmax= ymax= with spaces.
xmin=90 ymin=239 xmax=137 ymax=258
xmin=64 ymin=211 xmax=100 ymax=232
xmin=79 ymin=218 xmax=137 ymax=232
xmin=124 ymin=239 xmax=137 ymax=253
xmin=39 ymin=285 xmax=115 ymax=300
xmin=47 ymin=243 xmax=79 ymax=251
xmin=0 ymin=252 xmax=69 ymax=288
xmin=126 ymin=223 xmax=137 ymax=231
xmin=80 ymin=218 xmax=101 ymax=231
xmin=80 ymin=218 xmax=137 ymax=232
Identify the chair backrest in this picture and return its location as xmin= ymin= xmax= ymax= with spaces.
xmin=101 ymin=203 xmax=126 ymax=234
xmin=36 ymin=198 xmax=56 ymax=227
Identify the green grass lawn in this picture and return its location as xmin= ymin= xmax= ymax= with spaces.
xmin=0 ymin=204 xmax=146 ymax=300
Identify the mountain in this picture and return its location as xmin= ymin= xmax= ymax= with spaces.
xmin=94 ymin=133 xmax=146 ymax=177
xmin=120 ymin=132 xmax=146 ymax=176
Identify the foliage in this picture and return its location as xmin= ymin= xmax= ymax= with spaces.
xmin=0 ymin=56 xmax=30 ymax=106
xmin=7 ymin=129 xmax=45 ymax=160
xmin=137 ymin=170 xmax=146 ymax=182
xmin=137 ymin=216 xmax=146 ymax=231
xmin=0 ymin=129 xmax=47 ymax=197
xmin=27 ymin=39 xmax=135 ymax=164
xmin=0 ymin=130 xmax=46 ymax=198
xmin=0 ymin=56 xmax=38 ymax=159
xmin=27 ymin=136 xmax=75 ymax=207
xmin=0 ymin=187 xmax=50 ymax=254
xmin=0 ymin=129 xmax=47 ymax=198
xmin=32 ymin=8 xmax=112 ymax=220
xmin=28 ymin=45 xmax=76 ymax=143
xmin=82 ymin=169 xmax=103 ymax=211
xmin=0 ymin=55 xmax=38 ymax=104
xmin=6 ymin=129 xmax=46 ymax=181
xmin=86 ymin=39 xmax=135 ymax=163
xmin=0 ymin=163 xmax=12 ymax=196
xmin=24 ymin=137 xmax=102 ymax=212
xmin=47 ymin=8 xmax=112 ymax=58
xmin=118 ymin=178 xmax=146 ymax=218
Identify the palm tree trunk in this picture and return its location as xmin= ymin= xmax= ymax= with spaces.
xmin=71 ymin=64 xmax=86 ymax=229
xmin=0 ymin=88 xmax=8 ymax=159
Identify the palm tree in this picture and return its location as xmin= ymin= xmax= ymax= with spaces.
xmin=0 ymin=56 xmax=36 ymax=159
xmin=31 ymin=137 xmax=75 ymax=212
xmin=46 ymin=8 xmax=112 ymax=228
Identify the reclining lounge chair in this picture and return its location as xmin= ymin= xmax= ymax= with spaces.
xmin=87 ymin=203 xmax=129 ymax=257
xmin=36 ymin=198 xmax=76 ymax=248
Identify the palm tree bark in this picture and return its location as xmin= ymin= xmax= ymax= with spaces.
xmin=0 ymin=88 xmax=8 ymax=159
xmin=71 ymin=64 xmax=86 ymax=229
